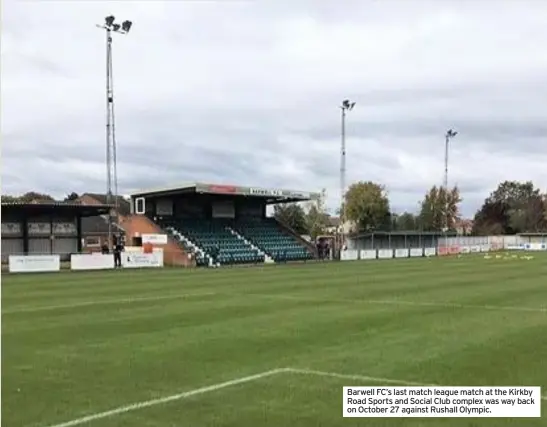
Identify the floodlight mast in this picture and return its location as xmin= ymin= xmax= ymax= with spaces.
xmin=444 ymin=129 xmax=457 ymax=246
xmin=340 ymin=99 xmax=355 ymax=253
xmin=96 ymin=16 xmax=132 ymax=250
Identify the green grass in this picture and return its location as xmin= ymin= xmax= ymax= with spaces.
xmin=2 ymin=253 xmax=547 ymax=427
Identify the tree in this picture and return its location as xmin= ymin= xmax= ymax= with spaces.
xmin=472 ymin=200 xmax=510 ymax=235
xmin=64 ymin=192 xmax=79 ymax=202
xmin=489 ymin=181 xmax=538 ymax=206
xmin=273 ymin=203 xmax=307 ymax=235
xmin=473 ymin=181 xmax=546 ymax=234
xmin=344 ymin=181 xmax=391 ymax=232
xmin=1 ymin=192 xmax=55 ymax=203
xmin=418 ymin=185 xmax=461 ymax=231
xmin=508 ymin=195 xmax=546 ymax=233
xmin=1 ymin=195 xmax=20 ymax=203
xmin=396 ymin=212 xmax=418 ymax=231
xmin=20 ymin=192 xmax=55 ymax=202
xmin=305 ymin=188 xmax=330 ymax=239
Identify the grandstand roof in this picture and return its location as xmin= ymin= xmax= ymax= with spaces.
xmin=130 ymin=182 xmax=320 ymax=204
xmin=1 ymin=201 xmax=113 ymax=217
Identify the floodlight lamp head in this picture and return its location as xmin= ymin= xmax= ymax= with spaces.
xmin=112 ymin=23 xmax=121 ymax=31
xmin=122 ymin=20 xmax=132 ymax=32
xmin=342 ymin=99 xmax=350 ymax=109
xmin=349 ymin=102 xmax=356 ymax=110
xmin=446 ymin=129 xmax=458 ymax=138
xmin=105 ymin=16 xmax=115 ymax=27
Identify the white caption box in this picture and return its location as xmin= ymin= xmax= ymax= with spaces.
xmin=343 ymin=386 xmax=541 ymax=418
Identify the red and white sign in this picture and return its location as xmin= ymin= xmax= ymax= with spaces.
xmin=141 ymin=234 xmax=168 ymax=245
xmin=438 ymin=246 xmax=460 ymax=256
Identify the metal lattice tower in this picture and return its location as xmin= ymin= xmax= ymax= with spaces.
xmin=96 ymin=16 xmax=132 ymax=249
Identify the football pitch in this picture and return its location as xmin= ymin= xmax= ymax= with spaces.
xmin=2 ymin=254 xmax=547 ymax=427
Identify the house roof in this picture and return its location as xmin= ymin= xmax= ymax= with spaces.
xmin=328 ymin=216 xmax=340 ymax=227
xmin=455 ymin=218 xmax=473 ymax=228
xmin=82 ymin=193 xmax=131 ymax=215
xmin=81 ymin=215 xmax=124 ymax=234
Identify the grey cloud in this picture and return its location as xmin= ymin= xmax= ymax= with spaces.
xmin=2 ymin=0 xmax=547 ymax=218
xmin=304 ymin=118 xmax=547 ymax=154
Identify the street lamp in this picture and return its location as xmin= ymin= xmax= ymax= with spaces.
xmin=340 ymin=99 xmax=356 ymax=253
xmin=96 ymin=16 xmax=133 ymax=250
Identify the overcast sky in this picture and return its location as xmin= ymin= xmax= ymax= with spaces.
xmin=2 ymin=0 xmax=547 ymax=217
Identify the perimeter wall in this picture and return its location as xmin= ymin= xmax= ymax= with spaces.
xmin=347 ymin=234 xmax=547 ymax=252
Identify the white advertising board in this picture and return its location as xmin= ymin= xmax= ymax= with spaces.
xmin=470 ymin=245 xmax=481 ymax=253
xmin=409 ymin=248 xmax=423 ymax=257
xmin=394 ymin=248 xmax=409 ymax=258
xmin=341 ymin=249 xmax=359 ymax=261
xmin=480 ymin=244 xmax=491 ymax=252
xmin=424 ymin=247 xmax=436 ymax=257
xmin=459 ymin=246 xmax=470 ymax=254
xmin=141 ymin=234 xmax=168 ymax=245
xmin=378 ymin=249 xmax=393 ymax=259
xmin=122 ymin=252 xmax=164 ymax=268
xmin=71 ymin=254 xmax=114 ymax=270
xmin=9 ymin=255 xmax=60 ymax=273
xmin=360 ymin=250 xmax=377 ymax=260
xmin=506 ymin=244 xmax=524 ymax=250
xmin=525 ymin=243 xmax=547 ymax=251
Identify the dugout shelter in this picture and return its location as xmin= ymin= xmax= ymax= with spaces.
xmin=1 ymin=201 xmax=113 ymax=263
xmin=347 ymin=231 xmax=458 ymax=251
xmin=129 ymin=182 xmax=319 ymax=266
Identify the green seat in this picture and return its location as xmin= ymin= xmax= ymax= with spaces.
xmin=233 ymin=218 xmax=313 ymax=262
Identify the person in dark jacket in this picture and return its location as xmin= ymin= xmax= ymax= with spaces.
xmin=113 ymin=234 xmax=124 ymax=268
xmin=213 ymin=245 xmax=221 ymax=266
xmin=101 ymin=243 xmax=109 ymax=255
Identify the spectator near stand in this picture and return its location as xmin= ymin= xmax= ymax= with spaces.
xmin=112 ymin=234 xmax=124 ymax=268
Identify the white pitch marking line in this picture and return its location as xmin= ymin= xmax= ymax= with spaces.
xmin=285 ymin=368 xmax=433 ymax=386
xmin=45 ymin=368 xmax=289 ymax=427
xmin=286 ymin=368 xmax=547 ymax=401
xmin=42 ymin=367 xmax=547 ymax=427
xmin=3 ymin=292 xmax=217 ymax=314
xmin=251 ymin=293 xmax=547 ymax=313
xmin=365 ymin=299 xmax=547 ymax=313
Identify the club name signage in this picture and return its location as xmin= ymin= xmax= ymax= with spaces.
xmin=202 ymin=183 xmax=312 ymax=199
xmin=249 ymin=188 xmax=283 ymax=197
xmin=248 ymin=188 xmax=310 ymax=199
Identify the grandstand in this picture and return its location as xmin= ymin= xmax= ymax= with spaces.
xmin=127 ymin=182 xmax=319 ymax=266
xmin=1 ymin=201 xmax=113 ymax=263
